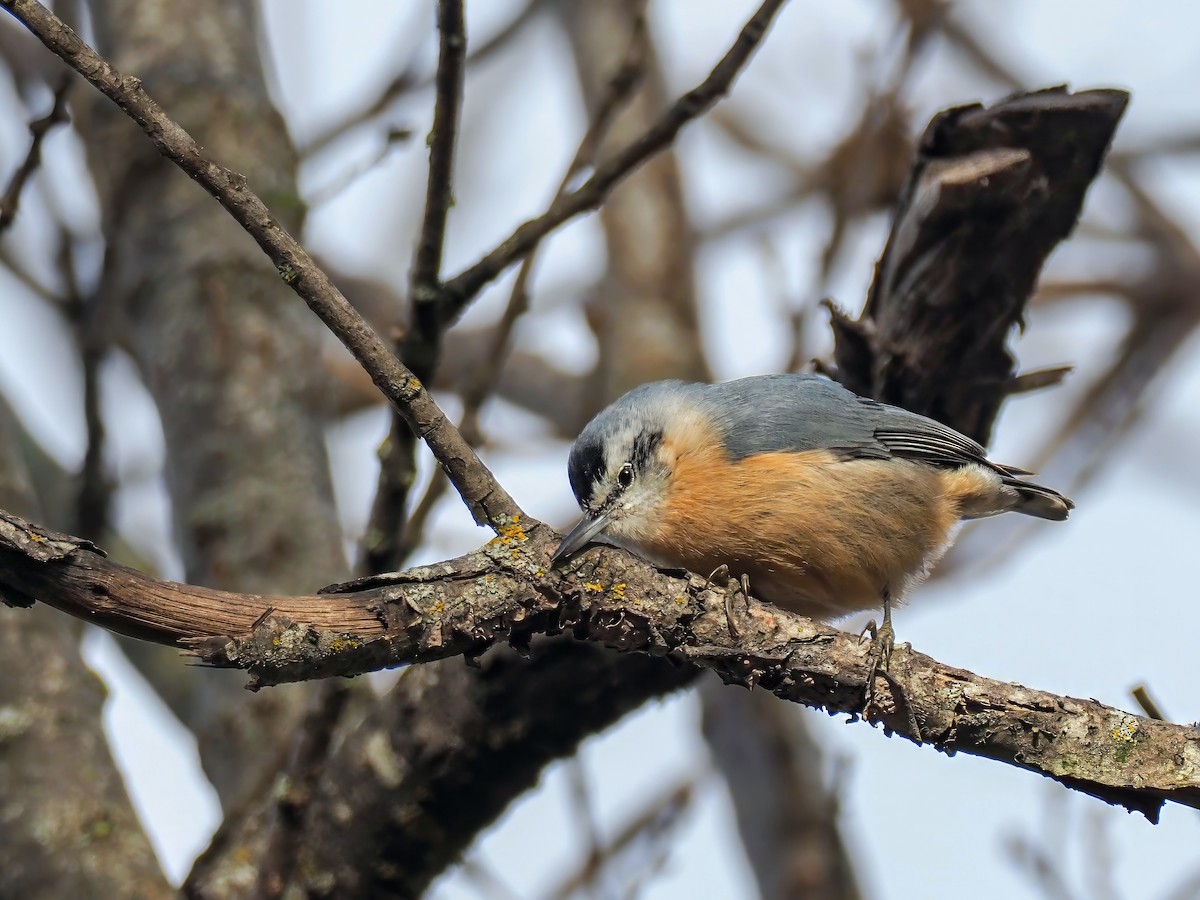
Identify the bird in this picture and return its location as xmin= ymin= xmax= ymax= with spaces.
xmin=551 ymin=373 xmax=1072 ymax=677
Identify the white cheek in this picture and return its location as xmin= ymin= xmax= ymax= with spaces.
xmin=608 ymin=488 xmax=662 ymax=543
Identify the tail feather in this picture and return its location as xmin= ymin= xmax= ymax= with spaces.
xmin=1005 ymin=477 xmax=1074 ymax=521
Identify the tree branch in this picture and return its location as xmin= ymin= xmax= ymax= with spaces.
xmin=364 ymin=0 xmax=468 ymax=574
xmin=0 ymin=0 xmax=520 ymax=530
xmin=828 ymin=86 xmax=1130 ymax=445
xmin=409 ymin=0 xmax=465 ymax=310
xmin=434 ymin=0 xmax=789 ymax=323
xmin=0 ymin=73 xmax=70 ymax=232
xmin=2 ymin=508 xmax=1196 ymax=823
xmin=0 ymin=72 xmax=70 ymax=233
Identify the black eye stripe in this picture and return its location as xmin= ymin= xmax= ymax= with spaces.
xmin=567 ymin=428 xmax=663 ymax=510
xmin=630 ymin=429 xmax=663 ymax=471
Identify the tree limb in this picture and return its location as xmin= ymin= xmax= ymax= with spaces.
xmin=828 ymin=86 xmax=1130 ymax=445
xmin=0 ymin=72 xmax=71 ymax=233
xmin=0 ymin=0 xmax=520 ymax=530
xmin=364 ymin=0 xmax=468 ymax=574
xmin=409 ymin=0 xmax=465 ymax=311
xmin=2 ymin=508 xmax=1196 ymax=823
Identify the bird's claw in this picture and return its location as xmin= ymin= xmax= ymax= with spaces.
xmin=859 ymin=592 xmax=896 ymax=714
xmin=707 ymin=566 xmax=752 ymax=640
xmin=859 ymin=615 xmax=895 ymax=662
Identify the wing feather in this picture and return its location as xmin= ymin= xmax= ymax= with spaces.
xmin=700 ymin=374 xmax=1025 ymax=475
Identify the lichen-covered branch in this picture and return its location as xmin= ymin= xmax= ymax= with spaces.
xmin=2 ymin=508 xmax=1195 ymax=822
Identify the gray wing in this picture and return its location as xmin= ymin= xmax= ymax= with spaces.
xmin=701 ymin=374 xmax=1025 ymax=474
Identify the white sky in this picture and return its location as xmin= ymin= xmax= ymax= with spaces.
xmin=3 ymin=1 xmax=1200 ymax=897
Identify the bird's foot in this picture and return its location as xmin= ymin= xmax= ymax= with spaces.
xmin=706 ymin=566 xmax=752 ymax=640
xmin=859 ymin=617 xmax=895 ymax=689
xmin=859 ymin=591 xmax=896 ymax=715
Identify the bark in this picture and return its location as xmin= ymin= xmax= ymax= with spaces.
xmin=69 ymin=0 xmax=351 ymax=809
xmin=2 ymin=510 xmax=1196 ymax=826
xmin=829 ymin=87 xmax=1130 ymax=445
xmin=0 ymin=400 xmax=171 ymax=898
xmin=290 ymin=641 xmax=693 ymax=898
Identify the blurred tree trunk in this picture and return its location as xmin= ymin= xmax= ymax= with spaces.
xmin=0 ymin=398 xmax=171 ymax=898
xmin=73 ymin=0 xmax=348 ymax=812
xmin=702 ymin=682 xmax=862 ymax=900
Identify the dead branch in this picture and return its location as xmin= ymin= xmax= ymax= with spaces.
xmin=1 ymin=507 xmax=1196 ymax=823
xmin=828 ymin=86 xmax=1130 ymax=446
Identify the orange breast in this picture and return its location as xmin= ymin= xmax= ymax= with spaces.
xmin=638 ymin=443 xmax=963 ymax=619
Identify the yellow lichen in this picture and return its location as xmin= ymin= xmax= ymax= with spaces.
xmin=327 ymin=636 xmax=363 ymax=654
xmin=611 ymin=583 xmax=626 ymax=600
xmin=488 ymin=518 xmax=529 ymax=549
xmin=584 ymin=582 xmax=604 ymax=593
xmin=1112 ymin=718 xmax=1138 ymax=743
xmin=1111 ymin=718 xmax=1141 ymax=764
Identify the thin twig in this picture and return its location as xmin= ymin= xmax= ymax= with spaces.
xmin=458 ymin=856 xmax=524 ymax=900
xmin=298 ymin=0 xmax=546 ymax=160
xmin=1132 ymin=684 xmax=1168 ymax=722
xmin=565 ymin=758 xmax=606 ymax=900
xmin=305 ymin=126 xmax=413 ymax=208
xmin=364 ymin=0 xmax=468 ymax=575
xmin=436 ymin=0 xmax=790 ymax=324
xmin=410 ymin=0 xmax=466 ymax=313
xmin=62 ymin=229 xmax=111 ymax=540
xmin=0 ymin=74 xmax=71 ymax=233
xmin=0 ymin=0 xmax=521 ymax=529
xmin=392 ymin=467 xmax=450 ymax=563
xmin=544 ymin=778 xmax=695 ymax=900
xmin=457 ymin=3 xmax=648 ymax=435
xmin=0 ymin=241 xmax=62 ymax=303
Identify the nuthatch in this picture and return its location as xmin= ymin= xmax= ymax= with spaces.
xmin=553 ymin=374 xmax=1072 ymax=661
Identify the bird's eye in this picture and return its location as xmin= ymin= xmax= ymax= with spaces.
xmin=617 ymin=463 xmax=634 ymax=489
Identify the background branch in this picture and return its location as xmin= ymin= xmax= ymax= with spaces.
xmin=435 ymin=0 xmax=789 ymax=322
xmin=0 ymin=72 xmax=69 ymax=232
xmin=2 ymin=0 xmax=520 ymax=530
xmin=365 ymin=0 xmax=469 ymax=574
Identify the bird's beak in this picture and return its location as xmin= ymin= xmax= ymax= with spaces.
xmin=552 ymin=511 xmax=612 ymax=567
